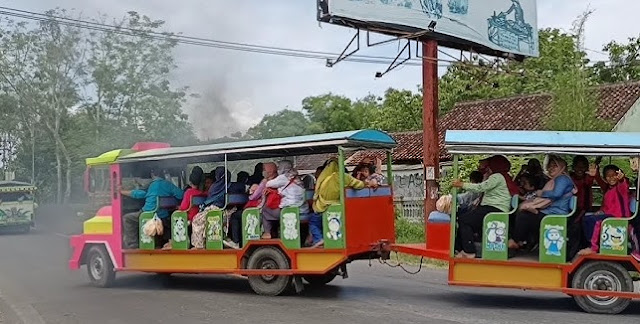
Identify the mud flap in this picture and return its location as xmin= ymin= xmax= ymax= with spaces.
xmin=292 ymin=276 xmax=304 ymax=294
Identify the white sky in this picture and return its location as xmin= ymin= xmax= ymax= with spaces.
xmin=7 ymin=0 xmax=639 ymax=139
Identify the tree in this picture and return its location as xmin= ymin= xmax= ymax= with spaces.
xmin=246 ymin=109 xmax=311 ymax=139
xmin=438 ymin=28 xmax=591 ymax=115
xmin=592 ymin=37 xmax=640 ymax=84
xmin=545 ymin=10 xmax=611 ymax=132
xmin=370 ymin=88 xmax=422 ymax=132
xmin=302 ymin=93 xmax=371 ymax=133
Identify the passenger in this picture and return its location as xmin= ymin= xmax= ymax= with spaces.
xmin=314 ymin=166 xmax=324 ymax=180
xmin=428 ymin=171 xmax=484 ymax=222
xmin=224 ymin=172 xmax=251 ymax=249
xmin=578 ymin=165 xmax=631 ymax=256
xmin=244 ymin=184 xmax=262 ymax=208
xmin=355 ymin=158 xmax=385 ymax=188
xmin=162 ymin=167 xmax=206 ymax=250
xmin=204 ymin=173 xmax=214 ymax=192
xmin=514 ymin=158 xmax=547 ymax=193
xmin=261 ymin=161 xmax=308 ymax=239
xmin=121 ymin=168 xmax=184 ymax=249
xmin=190 ymin=167 xmax=234 ymax=250
xmin=452 ymin=155 xmax=519 ymax=258
xmin=570 ymin=156 xmax=606 ymax=217
xmin=630 ymin=157 xmax=640 ymax=260
xmin=247 ymin=162 xmax=264 ymax=186
xmin=308 ymin=158 xmax=374 ymax=248
xmin=509 ymin=155 xmax=576 ymax=252
xmin=236 ymin=171 xmax=250 ymax=193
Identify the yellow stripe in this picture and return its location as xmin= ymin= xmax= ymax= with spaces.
xmin=453 ymin=263 xmax=563 ymax=289
xmin=83 ymin=216 xmax=113 ymax=235
xmin=296 ymin=253 xmax=345 ymax=271
xmin=125 ymin=254 xmax=237 ymax=271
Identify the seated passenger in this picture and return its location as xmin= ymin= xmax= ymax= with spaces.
xmin=452 ymin=155 xmax=519 ymax=258
xmin=121 ymin=168 xmax=184 ymax=249
xmin=578 ymin=165 xmax=631 ymax=256
xmin=429 ymin=171 xmax=483 ymax=222
xmin=261 ymin=161 xmax=308 ymax=239
xmin=514 ymin=158 xmax=547 ymax=194
xmin=355 ymin=158 xmax=385 ymax=188
xmin=308 ymin=158 xmax=375 ymax=248
xmin=509 ymin=155 xmax=576 ymax=252
xmin=247 ymin=162 xmax=264 ymax=186
xmin=190 ymin=167 xmax=234 ymax=249
xmin=223 ymin=172 xmax=251 ymax=249
xmin=162 ymin=167 xmax=206 ymax=250
xmin=570 ymin=156 xmax=606 ymax=218
xmin=245 ymin=184 xmax=262 ymax=208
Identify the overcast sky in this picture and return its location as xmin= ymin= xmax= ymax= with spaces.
xmin=8 ymin=0 xmax=640 ymax=139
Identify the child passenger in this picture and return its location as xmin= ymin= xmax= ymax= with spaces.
xmin=578 ymin=165 xmax=631 ymax=256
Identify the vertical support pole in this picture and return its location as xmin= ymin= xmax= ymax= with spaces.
xmin=450 ymin=155 xmax=459 ymax=258
xmin=422 ymin=39 xmax=440 ymax=243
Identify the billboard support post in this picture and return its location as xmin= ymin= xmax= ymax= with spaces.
xmin=422 ymin=39 xmax=439 ymax=240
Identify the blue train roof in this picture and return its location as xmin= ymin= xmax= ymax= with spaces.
xmin=445 ymin=130 xmax=640 ymax=156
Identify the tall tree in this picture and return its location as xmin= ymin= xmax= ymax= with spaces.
xmin=246 ymin=109 xmax=311 ymax=139
xmin=370 ymin=88 xmax=422 ymax=132
xmin=592 ymin=37 xmax=640 ymax=84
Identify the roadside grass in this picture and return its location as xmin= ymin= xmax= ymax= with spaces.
xmin=394 ymin=217 xmax=448 ymax=269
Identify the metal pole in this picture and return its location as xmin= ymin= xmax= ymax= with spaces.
xmin=422 ymin=39 xmax=440 ymax=243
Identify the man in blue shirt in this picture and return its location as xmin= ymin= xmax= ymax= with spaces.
xmin=121 ymin=169 xmax=184 ymax=249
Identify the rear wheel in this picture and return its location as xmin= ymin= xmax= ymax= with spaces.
xmin=246 ymin=246 xmax=292 ymax=296
xmin=303 ymin=273 xmax=337 ymax=287
xmin=86 ymin=245 xmax=116 ymax=288
xmin=571 ymin=261 xmax=633 ymax=314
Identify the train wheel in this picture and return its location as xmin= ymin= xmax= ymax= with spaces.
xmin=246 ymin=246 xmax=292 ymax=296
xmin=86 ymin=245 xmax=116 ymax=288
xmin=571 ymin=261 xmax=633 ymax=314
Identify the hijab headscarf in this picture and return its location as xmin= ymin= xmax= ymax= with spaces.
xmin=487 ymin=155 xmax=520 ymax=196
xmin=248 ymin=162 xmax=264 ymax=185
xmin=277 ymin=160 xmax=300 ymax=181
xmin=312 ymin=159 xmax=365 ymax=213
xmin=189 ymin=166 xmax=204 ymax=187
xmin=208 ymin=167 xmax=229 ymax=198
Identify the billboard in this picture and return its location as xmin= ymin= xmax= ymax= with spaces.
xmin=318 ymin=0 xmax=539 ymax=58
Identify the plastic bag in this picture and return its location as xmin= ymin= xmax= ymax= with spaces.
xmin=142 ymin=215 xmax=163 ymax=237
xmin=143 ymin=217 xmax=157 ymax=237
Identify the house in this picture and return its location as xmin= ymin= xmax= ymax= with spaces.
xmin=348 ymin=81 xmax=640 ymax=205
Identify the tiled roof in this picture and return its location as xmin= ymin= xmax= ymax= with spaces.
xmin=348 ymin=81 xmax=640 ymax=164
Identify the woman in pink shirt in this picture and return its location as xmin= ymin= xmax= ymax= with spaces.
xmin=579 ymin=164 xmax=631 ymax=256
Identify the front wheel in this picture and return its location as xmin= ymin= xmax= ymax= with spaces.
xmin=246 ymin=246 xmax=292 ymax=296
xmin=86 ymin=245 xmax=116 ymax=288
xmin=571 ymin=261 xmax=633 ymax=314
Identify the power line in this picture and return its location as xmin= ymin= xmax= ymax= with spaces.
xmin=0 ymin=6 xmax=455 ymax=68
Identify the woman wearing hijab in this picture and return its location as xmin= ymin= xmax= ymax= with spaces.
xmin=260 ymin=160 xmax=308 ymax=239
xmin=190 ymin=166 xmax=231 ymax=249
xmin=509 ymin=155 xmax=576 ymax=252
xmin=308 ymin=159 xmax=371 ymax=248
xmin=452 ymin=155 xmax=519 ymax=259
xmin=247 ymin=162 xmax=264 ymax=186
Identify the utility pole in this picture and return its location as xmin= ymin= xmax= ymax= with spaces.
xmin=422 ymin=39 xmax=440 ymax=240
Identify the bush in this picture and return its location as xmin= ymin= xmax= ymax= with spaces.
xmin=395 ymin=217 xmax=424 ymax=243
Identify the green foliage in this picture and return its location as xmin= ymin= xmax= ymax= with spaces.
xmin=592 ymin=37 xmax=640 ymax=83
xmin=395 ymin=217 xmax=424 ymax=244
xmin=245 ymin=109 xmax=311 ymax=139
xmin=370 ymin=88 xmax=423 ymax=132
xmin=0 ymin=10 xmax=196 ymax=203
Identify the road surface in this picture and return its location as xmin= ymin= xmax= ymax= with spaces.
xmin=0 ymin=206 xmax=638 ymax=324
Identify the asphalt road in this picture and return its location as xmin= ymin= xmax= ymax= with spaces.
xmin=0 ymin=206 xmax=638 ymax=324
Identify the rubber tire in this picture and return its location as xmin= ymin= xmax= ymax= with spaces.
xmin=86 ymin=245 xmax=116 ymax=288
xmin=20 ymin=225 xmax=30 ymax=234
xmin=303 ymin=273 xmax=337 ymax=287
xmin=246 ymin=246 xmax=292 ymax=296
xmin=571 ymin=261 xmax=633 ymax=314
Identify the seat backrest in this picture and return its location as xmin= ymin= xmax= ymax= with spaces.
xmin=510 ymin=195 xmax=519 ymax=211
xmin=158 ymin=196 xmax=179 ymax=209
xmin=630 ymin=197 xmax=638 ymax=215
xmin=191 ymin=196 xmax=206 ymax=207
xmin=227 ymin=193 xmax=249 ymax=206
xmin=569 ymin=196 xmax=577 ymax=215
xmin=305 ymin=190 xmax=315 ymax=201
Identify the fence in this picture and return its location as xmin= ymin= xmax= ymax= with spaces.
xmin=394 ymin=198 xmax=425 ymax=223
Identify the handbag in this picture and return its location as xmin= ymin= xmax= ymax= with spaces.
xmin=264 ymin=178 xmax=295 ymax=209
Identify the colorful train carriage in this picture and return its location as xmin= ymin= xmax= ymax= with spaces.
xmin=69 ymin=130 xmax=397 ymax=295
xmin=395 ymin=130 xmax=640 ymax=314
